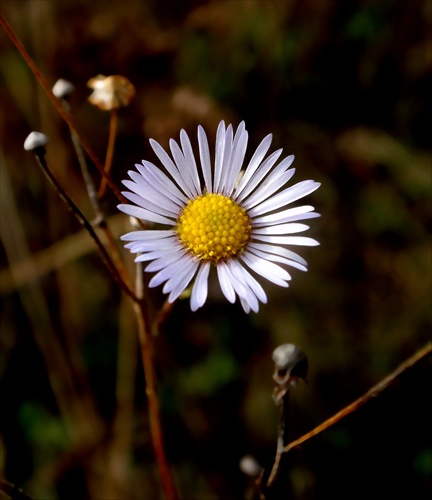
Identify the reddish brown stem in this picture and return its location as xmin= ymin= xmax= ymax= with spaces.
xmin=284 ymin=342 xmax=432 ymax=454
xmin=98 ymin=108 xmax=118 ymax=198
xmin=134 ymin=265 xmax=179 ymax=500
xmin=0 ymin=13 xmax=125 ymax=203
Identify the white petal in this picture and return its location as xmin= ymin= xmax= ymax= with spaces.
xmin=229 ymin=259 xmax=267 ymax=304
xmin=213 ymin=121 xmax=227 ymax=193
xmin=168 ymin=261 xmax=199 ymax=303
xmin=145 ymin=251 xmax=185 ymax=272
xmin=117 ymin=204 xmax=174 ymax=225
xmin=190 ymin=262 xmax=211 ymax=311
xmin=242 ymin=168 xmax=296 ymax=210
xmin=248 ymin=180 xmax=321 ymax=217
xmin=247 ymin=241 xmax=308 ymax=266
xmin=148 ymin=254 xmax=193 ymax=288
xmin=120 ymin=230 xmax=175 ymax=241
xmin=217 ymin=124 xmax=234 ymax=194
xmin=127 ymin=171 xmax=185 ymax=208
xmin=198 ymin=125 xmax=212 ymax=193
xmin=253 ymin=223 xmax=309 ymax=235
xmin=224 ymin=125 xmax=248 ymax=195
xmin=234 ymin=133 xmax=273 ymax=199
xmin=180 ymin=129 xmax=201 ymax=194
xmin=217 ymin=262 xmax=236 ymax=303
xmin=121 ymin=189 xmax=179 ymax=217
xmin=253 ymin=235 xmax=320 ymax=246
xmin=252 ymin=205 xmax=318 ymax=226
xmin=124 ymin=238 xmax=179 ymax=253
xmin=247 ymin=245 xmax=307 ymax=272
xmin=169 ymin=138 xmax=199 ymax=197
xmin=235 ymin=149 xmax=283 ymax=203
xmin=224 ymin=261 xmax=257 ymax=308
xmin=163 ymin=259 xmax=199 ymax=294
xmin=150 ymin=139 xmax=195 ymax=198
xmin=240 ymin=298 xmax=251 ymax=313
xmin=138 ymin=162 xmax=188 ymax=205
xmin=241 ymin=252 xmax=290 ymax=287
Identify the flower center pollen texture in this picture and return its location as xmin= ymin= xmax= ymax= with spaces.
xmin=176 ymin=193 xmax=251 ymax=264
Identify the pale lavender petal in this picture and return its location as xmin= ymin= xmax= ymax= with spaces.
xmin=241 ymin=252 xmax=290 ymax=287
xmin=190 ymin=262 xmax=211 ymax=311
xmin=248 ymin=181 xmax=321 ymax=217
xmin=252 ymin=206 xmax=318 ymax=226
xmin=163 ymin=258 xmax=199 ymax=294
xmin=224 ymin=262 xmax=254 ymax=305
xmin=224 ymin=126 xmax=248 ymax=195
xmin=121 ymin=187 xmax=179 ymax=216
xmin=213 ymin=121 xmax=227 ymax=193
xmin=148 ymin=254 xmax=193 ymax=288
xmin=235 ymin=149 xmax=282 ymax=203
xmin=217 ymin=124 xmax=234 ymax=194
xmin=247 ymin=245 xmax=306 ymax=272
xmin=217 ymin=262 xmax=236 ymax=303
xmin=150 ymin=139 xmax=195 ymax=198
xmin=252 ymin=235 xmax=320 ymax=246
xmin=242 ymin=168 xmax=296 ymax=210
xmin=127 ymin=171 xmax=185 ymax=208
xmin=145 ymin=251 xmax=185 ymax=272
xmin=198 ymin=125 xmax=212 ymax=193
xmin=180 ymin=129 xmax=201 ymax=194
xmin=229 ymin=259 xmax=267 ymax=304
xmin=168 ymin=261 xmax=200 ymax=303
xmin=234 ymin=133 xmax=273 ymax=199
xmin=138 ymin=162 xmax=188 ymax=204
xmin=169 ymin=138 xmax=199 ymax=197
xmin=252 ymin=223 xmax=309 ymax=235
xmin=120 ymin=230 xmax=176 ymax=241
xmin=247 ymin=241 xmax=308 ymax=266
xmin=117 ymin=204 xmax=174 ymax=225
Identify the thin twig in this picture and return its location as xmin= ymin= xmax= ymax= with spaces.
xmin=66 ymin=107 xmax=132 ymax=289
xmin=30 ymin=146 xmax=137 ymax=301
xmin=134 ymin=262 xmax=179 ymax=500
xmin=0 ymin=479 xmax=33 ymax=500
xmin=0 ymin=13 xmax=125 ymax=203
xmin=98 ymin=108 xmax=118 ymax=198
xmin=284 ymin=342 xmax=432 ymax=453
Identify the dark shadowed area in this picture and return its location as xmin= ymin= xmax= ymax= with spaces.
xmin=1 ymin=1 xmax=431 ymax=499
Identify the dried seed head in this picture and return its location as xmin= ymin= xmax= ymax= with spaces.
xmin=272 ymin=344 xmax=308 ymax=386
xmin=87 ymin=75 xmax=135 ymax=110
xmin=52 ymin=78 xmax=75 ymax=98
xmin=24 ymin=131 xmax=49 ymax=151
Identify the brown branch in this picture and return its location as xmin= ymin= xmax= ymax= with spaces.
xmin=30 ymin=146 xmax=137 ymax=301
xmin=98 ymin=108 xmax=118 ymax=198
xmin=133 ymin=263 xmax=179 ymax=500
xmin=0 ymin=13 xmax=125 ymax=203
xmin=284 ymin=342 xmax=432 ymax=453
xmin=0 ymin=479 xmax=33 ymax=500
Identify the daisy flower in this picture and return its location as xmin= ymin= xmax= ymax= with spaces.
xmin=118 ymin=121 xmax=320 ymax=313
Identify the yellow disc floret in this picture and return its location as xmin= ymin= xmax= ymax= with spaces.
xmin=176 ymin=193 xmax=251 ymax=263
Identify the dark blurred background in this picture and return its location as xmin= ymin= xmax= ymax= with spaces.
xmin=1 ymin=1 xmax=431 ymax=499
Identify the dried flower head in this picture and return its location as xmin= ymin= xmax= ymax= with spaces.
xmin=87 ymin=75 xmax=135 ymax=110
xmin=52 ymin=78 xmax=75 ymax=99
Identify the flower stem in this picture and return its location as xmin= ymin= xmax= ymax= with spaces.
xmin=30 ymin=146 xmax=136 ymax=301
xmin=98 ymin=108 xmax=118 ymax=198
xmin=134 ymin=264 xmax=179 ymax=499
xmin=0 ymin=13 xmax=125 ymax=203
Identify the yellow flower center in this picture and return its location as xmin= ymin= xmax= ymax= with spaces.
xmin=176 ymin=193 xmax=251 ymax=264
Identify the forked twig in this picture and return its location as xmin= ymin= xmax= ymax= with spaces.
xmin=284 ymin=342 xmax=431 ymax=454
xmin=29 ymin=144 xmax=137 ymax=301
xmin=0 ymin=13 xmax=125 ymax=203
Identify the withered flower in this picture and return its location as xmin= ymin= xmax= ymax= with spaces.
xmin=87 ymin=75 xmax=135 ymax=110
